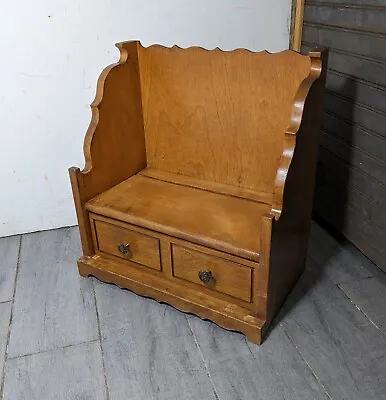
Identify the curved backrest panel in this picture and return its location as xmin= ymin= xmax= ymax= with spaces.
xmin=138 ymin=44 xmax=311 ymax=194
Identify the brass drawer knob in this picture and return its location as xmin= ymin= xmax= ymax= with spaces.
xmin=198 ymin=270 xmax=213 ymax=284
xmin=117 ymin=243 xmax=130 ymax=256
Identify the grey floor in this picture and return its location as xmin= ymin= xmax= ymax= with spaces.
xmin=0 ymin=222 xmax=385 ymax=400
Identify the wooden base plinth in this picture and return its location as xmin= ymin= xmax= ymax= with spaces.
xmin=78 ymin=255 xmax=266 ymax=344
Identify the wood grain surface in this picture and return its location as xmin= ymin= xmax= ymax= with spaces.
xmin=87 ymin=174 xmax=272 ymax=261
xmin=3 ymin=224 xmax=386 ymax=399
xmin=70 ymin=41 xmax=327 ymax=343
xmin=281 ymin=258 xmax=386 ymax=400
xmin=3 ymin=342 xmax=107 ymax=400
xmin=172 ymin=244 xmax=252 ymax=302
xmin=92 ymin=218 xmax=161 ymax=271
xmin=78 ymin=255 xmax=265 ymax=344
xmin=7 ymin=229 xmax=98 ymax=358
xmin=139 ymin=44 xmax=310 ymax=194
xmin=69 ymin=41 xmax=147 ymax=256
xmin=139 ymin=167 xmax=274 ymax=205
xmin=94 ymin=281 xmax=217 ymax=400
xmin=0 ymin=236 xmax=20 ymax=303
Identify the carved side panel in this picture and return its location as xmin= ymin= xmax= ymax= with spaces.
xmin=265 ymin=49 xmax=329 ymax=325
xmin=70 ymin=41 xmax=147 ymax=255
xmin=271 ymin=49 xmax=328 ymax=219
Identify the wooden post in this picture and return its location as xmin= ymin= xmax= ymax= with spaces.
xmin=291 ymin=0 xmax=305 ymax=51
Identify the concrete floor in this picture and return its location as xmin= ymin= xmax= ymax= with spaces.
xmin=0 ymin=221 xmax=385 ymax=400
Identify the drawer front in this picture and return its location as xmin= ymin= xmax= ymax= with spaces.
xmin=93 ymin=219 xmax=161 ymax=270
xmin=172 ymin=244 xmax=252 ymax=302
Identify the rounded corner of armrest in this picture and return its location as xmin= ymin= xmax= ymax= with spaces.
xmin=308 ymin=47 xmax=329 ymax=68
xmin=69 ymin=166 xmax=80 ymax=176
xmin=69 ymin=165 xmax=90 ymax=181
xmin=69 ymin=166 xmax=84 ymax=188
xmin=308 ymin=49 xmax=328 ymax=81
xmin=287 ymin=55 xmax=325 ymax=135
xmin=269 ymin=209 xmax=282 ymax=222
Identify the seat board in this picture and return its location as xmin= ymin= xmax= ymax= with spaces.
xmin=86 ymin=175 xmax=272 ymax=261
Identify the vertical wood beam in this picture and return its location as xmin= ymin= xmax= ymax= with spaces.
xmin=291 ymin=0 xmax=305 ymax=51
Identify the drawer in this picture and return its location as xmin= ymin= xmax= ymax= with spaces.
xmin=93 ymin=218 xmax=161 ymax=270
xmin=172 ymin=244 xmax=252 ymax=302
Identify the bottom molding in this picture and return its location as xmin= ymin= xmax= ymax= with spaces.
xmin=78 ymin=255 xmax=267 ymax=344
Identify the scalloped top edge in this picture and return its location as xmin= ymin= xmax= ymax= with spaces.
xmin=115 ymin=40 xmax=323 ymax=58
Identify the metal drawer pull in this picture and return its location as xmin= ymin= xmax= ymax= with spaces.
xmin=117 ymin=243 xmax=130 ymax=256
xmin=198 ymin=270 xmax=213 ymax=284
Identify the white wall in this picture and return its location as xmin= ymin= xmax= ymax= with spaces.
xmin=0 ymin=0 xmax=292 ymax=237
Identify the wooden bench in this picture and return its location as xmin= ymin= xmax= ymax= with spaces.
xmin=69 ymin=41 xmax=328 ymax=344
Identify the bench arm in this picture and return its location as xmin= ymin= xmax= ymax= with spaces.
xmin=256 ymin=49 xmax=328 ymax=328
xmin=271 ymin=49 xmax=328 ymax=221
xmin=69 ymin=41 xmax=146 ymax=255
